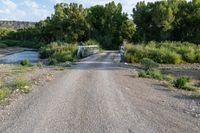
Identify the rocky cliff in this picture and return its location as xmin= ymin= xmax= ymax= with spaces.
xmin=0 ymin=20 xmax=36 ymax=29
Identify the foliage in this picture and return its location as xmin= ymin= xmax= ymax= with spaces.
xmin=40 ymin=42 xmax=78 ymax=64
xmin=138 ymin=69 xmax=163 ymax=80
xmin=174 ymin=76 xmax=191 ymax=89
xmin=133 ymin=0 xmax=200 ymax=43
xmin=125 ymin=41 xmax=200 ymax=64
xmin=1 ymin=2 xmax=135 ymax=50
xmin=146 ymin=69 xmax=163 ymax=80
xmin=0 ymin=43 xmax=7 ymax=48
xmin=0 ymin=40 xmax=43 ymax=49
xmin=20 ymin=59 xmax=30 ymax=66
xmin=0 ymin=28 xmax=16 ymax=39
xmin=140 ymin=58 xmax=159 ymax=70
xmin=84 ymin=39 xmax=99 ymax=46
xmin=138 ymin=70 xmax=148 ymax=78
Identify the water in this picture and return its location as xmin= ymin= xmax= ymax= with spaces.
xmin=0 ymin=50 xmax=39 ymax=64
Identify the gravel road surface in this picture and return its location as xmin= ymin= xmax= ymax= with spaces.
xmin=0 ymin=51 xmax=199 ymax=133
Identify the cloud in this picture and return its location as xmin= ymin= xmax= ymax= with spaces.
xmin=1 ymin=0 xmax=17 ymax=10
xmin=0 ymin=0 xmax=160 ymax=21
xmin=0 ymin=0 xmax=26 ymax=20
xmin=22 ymin=0 xmax=50 ymax=19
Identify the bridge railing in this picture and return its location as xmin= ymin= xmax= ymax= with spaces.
xmin=77 ymin=45 xmax=99 ymax=59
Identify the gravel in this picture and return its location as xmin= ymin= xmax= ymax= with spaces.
xmin=0 ymin=51 xmax=199 ymax=133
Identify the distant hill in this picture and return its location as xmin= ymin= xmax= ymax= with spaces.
xmin=0 ymin=20 xmax=36 ymax=29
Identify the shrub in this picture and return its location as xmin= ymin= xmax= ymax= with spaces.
xmin=163 ymin=74 xmax=174 ymax=82
xmin=140 ymin=58 xmax=159 ymax=70
xmin=0 ymin=40 xmax=41 ymax=49
xmin=124 ymin=41 xmax=199 ymax=64
xmin=195 ymin=53 xmax=200 ymax=63
xmin=36 ymin=62 xmax=43 ymax=68
xmin=146 ymin=69 xmax=163 ymax=80
xmin=160 ymin=49 xmax=182 ymax=64
xmin=84 ymin=39 xmax=100 ymax=46
xmin=174 ymin=76 xmax=191 ymax=89
xmin=20 ymin=59 xmax=30 ymax=66
xmin=40 ymin=42 xmax=78 ymax=64
xmin=138 ymin=70 xmax=148 ymax=78
xmin=48 ymin=58 xmax=58 ymax=65
xmin=0 ymin=43 xmax=7 ymax=48
xmin=138 ymin=69 xmax=163 ymax=80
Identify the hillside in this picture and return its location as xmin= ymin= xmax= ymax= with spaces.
xmin=0 ymin=20 xmax=36 ymax=29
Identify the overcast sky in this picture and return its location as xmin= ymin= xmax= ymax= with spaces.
xmin=0 ymin=0 xmax=158 ymax=22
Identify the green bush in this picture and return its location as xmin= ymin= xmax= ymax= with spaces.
xmin=40 ymin=42 xmax=78 ymax=64
xmin=195 ymin=53 xmax=200 ymax=63
xmin=146 ymin=69 xmax=163 ymax=80
xmin=0 ymin=43 xmax=7 ymax=48
xmin=140 ymin=58 xmax=159 ymax=70
xmin=174 ymin=76 xmax=191 ymax=89
xmin=138 ymin=69 xmax=163 ymax=80
xmin=84 ymin=39 xmax=100 ymax=46
xmin=48 ymin=58 xmax=58 ymax=65
xmin=125 ymin=41 xmax=199 ymax=64
xmin=138 ymin=70 xmax=148 ymax=78
xmin=0 ymin=40 xmax=41 ymax=49
xmin=20 ymin=59 xmax=30 ymax=66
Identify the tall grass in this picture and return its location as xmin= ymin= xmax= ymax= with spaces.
xmin=125 ymin=41 xmax=200 ymax=64
xmin=40 ymin=41 xmax=78 ymax=64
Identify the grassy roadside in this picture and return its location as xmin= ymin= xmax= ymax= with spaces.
xmin=135 ymin=58 xmax=200 ymax=96
xmin=0 ymin=64 xmax=41 ymax=105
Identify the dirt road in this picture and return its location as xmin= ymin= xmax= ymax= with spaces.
xmin=0 ymin=51 xmax=199 ymax=133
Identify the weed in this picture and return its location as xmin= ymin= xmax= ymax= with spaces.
xmin=174 ymin=76 xmax=191 ymax=89
xmin=146 ymin=69 xmax=163 ymax=80
xmin=20 ymin=59 xmax=30 ymax=66
xmin=140 ymin=58 xmax=159 ymax=70
xmin=11 ymin=79 xmax=31 ymax=93
xmin=0 ymin=87 xmax=10 ymax=100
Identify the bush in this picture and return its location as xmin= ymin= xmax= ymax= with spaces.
xmin=146 ymin=69 xmax=163 ymax=80
xmin=124 ymin=41 xmax=199 ymax=64
xmin=138 ymin=70 xmax=148 ymax=78
xmin=0 ymin=43 xmax=7 ymax=48
xmin=140 ymin=58 xmax=159 ymax=70
xmin=40 ymin=42 xmax=78 ymax=64
xmin=174 ymin=76 xmax=191 ymax=89
xmin=36 ymin=62 xmax=43 ymax=68
xmin=138 ymin=69 xmax=163 ymax=80
xmin=195 ymin=53 xmax=200 ymax=63
xmin=84 ymin=39 xmax=100 ymax=46
xmin=20 ymin=59 xmax=30 ymax=66
xmin=48 ymin=58 xmax=58 ymax=65
xmin=0 ymin=40 xmax=41 ymax=49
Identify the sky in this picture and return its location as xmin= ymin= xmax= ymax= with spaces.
xmin=0 ymin=0 xmax=158 ymax=22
